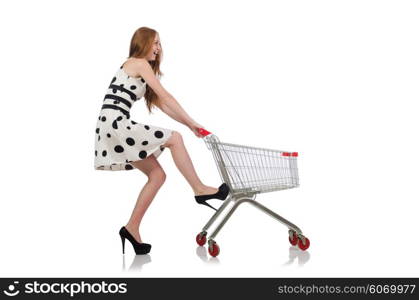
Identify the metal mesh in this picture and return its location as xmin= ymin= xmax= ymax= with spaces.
xmin=203 ymin=135 xmax=299 ymax=195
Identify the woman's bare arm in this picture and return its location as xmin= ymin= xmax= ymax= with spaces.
xmin=135 ymin=58 xmax=197 ymax=128
xmin=154 ymin=96 xmax=185 ymax=124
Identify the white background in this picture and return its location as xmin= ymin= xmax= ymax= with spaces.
xmin=0 ymin=0 xmax=418 ymax=277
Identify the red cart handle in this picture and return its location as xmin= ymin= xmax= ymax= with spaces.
xmin=198 ymin=128 xmax=212 ymax=137
xmin=282 ymin=152 xmax=299 ymax=157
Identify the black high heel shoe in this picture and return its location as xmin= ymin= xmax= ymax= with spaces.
xmin=119 ymin=226 xmax=151 ymax=255
xmin=194 ymin=183 xmax=230 ymax=211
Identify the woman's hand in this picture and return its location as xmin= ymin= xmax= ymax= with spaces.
xmin=188 ymin=121 xmax=205 ymax=138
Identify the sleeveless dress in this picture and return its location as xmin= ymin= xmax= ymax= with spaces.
xmin=94 ymin=64 xmax=173 ymax=171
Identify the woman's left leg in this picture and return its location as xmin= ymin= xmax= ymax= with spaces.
xmin=125 ymin=154 xmax=166 ymax=243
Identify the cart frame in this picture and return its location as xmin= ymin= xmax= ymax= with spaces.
xmin=195 ymin=129 xmax=310 ymax=257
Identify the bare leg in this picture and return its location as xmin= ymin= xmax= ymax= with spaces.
xmin=125 ymin=155 xmax=166 ymax=243
xmin=124 ymin=131 xmax=220 ymax=242
xmin=162 ymin=131 xmax=218 ymax=196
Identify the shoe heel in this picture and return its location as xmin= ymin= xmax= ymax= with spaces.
xmin=119 ymin=226 xmax=151 ymax=255
xmin=198 ymin=200 xmax=217 ymax=211
xmin=120 ymin=235 xmax=126 ymax=254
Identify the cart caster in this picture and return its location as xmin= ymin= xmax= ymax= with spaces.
xmin=208 ymin=240 xmax=220 ymax=257
xmin=288 ymin=230 xmax=298 ymax=246
xmin=196 ymin=231 xmax=207 ymax=246
xmin=297 ymin=236 xmax=310 ymax=251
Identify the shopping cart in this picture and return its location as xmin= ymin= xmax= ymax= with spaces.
xmin=195 ymin=128 xmax=310 ymax=257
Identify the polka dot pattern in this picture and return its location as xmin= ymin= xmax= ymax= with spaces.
xmin=114 ymin=145 xmax=124 ymax=153
xmin=94 ymin=64 xmax=173 ymax=171
xmin=154 ymin=131 xmax=163 ymax=138
xmin=139 ymin=151 xmax=147 ymax=159
xmin=126 ymin=138 xmax=135 ymax=146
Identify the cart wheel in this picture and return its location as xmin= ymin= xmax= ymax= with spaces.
xmin=297 ymin=236 xmax=310 ymax=251
xmin=208 ymin=242 xmax=220 ymax=257
xmin=196 ymin=232 xmax=207 ymax=246
xmin=289 ymin=232 xmax=298 ymax=246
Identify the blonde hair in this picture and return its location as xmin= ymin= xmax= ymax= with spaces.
xmin=127 ymin=27 xmax=163 ymax=113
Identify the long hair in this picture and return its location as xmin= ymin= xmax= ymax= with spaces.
xmin=127 ymin=27 xmax=163 ymax=113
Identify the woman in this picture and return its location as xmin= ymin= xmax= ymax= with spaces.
xmin=94 ymin=27 xmax=230 ymax=255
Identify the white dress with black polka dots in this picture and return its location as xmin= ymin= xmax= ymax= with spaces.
xmin=94 ymin=64 xmax=173 ymax=171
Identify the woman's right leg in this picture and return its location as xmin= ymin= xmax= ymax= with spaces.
xmin=125 ymin=155 xmax=166 ymax=243
xmin=162 ymin=131 xmax=218 ymax=196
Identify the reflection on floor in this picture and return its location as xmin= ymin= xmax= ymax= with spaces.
xmin=122 ymin=254 xmax=152 ymax=272
xmin=195 ymin=246 xmax=220 ymax=264
xmin=120 ymin=245 xmax=310 ymax=273
xmin=283 ymin=246 xmax=310 ymax=266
